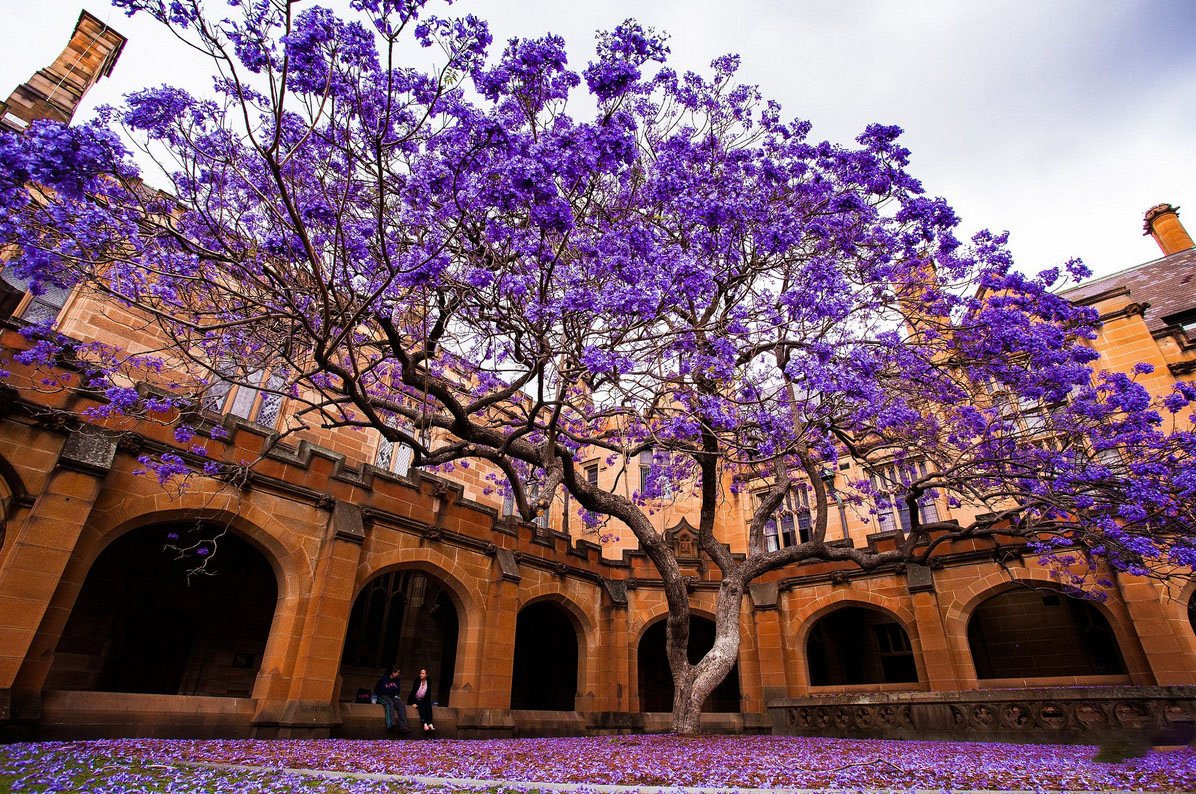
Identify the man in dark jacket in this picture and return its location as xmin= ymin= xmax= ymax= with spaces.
xmin=374 ymin=666 xmax=408 ymax=734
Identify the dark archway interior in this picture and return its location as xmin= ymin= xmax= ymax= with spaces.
xmin=340 ymin=570 xmax=459 ymax=706
xmin=638 ymin=617 xmax=741 ymax=713
xmin=806 ymin=606 xmax=918 ymax=686
xmin=967 ymin=588 xmax=1127 ymax=679
xmin=510 ymin=601 xmax=579 ymax=710
xmin=1189 ymin=591 xmax=1195 ymax=636
xmin=48 ymin=525 xmax=277 ymax=696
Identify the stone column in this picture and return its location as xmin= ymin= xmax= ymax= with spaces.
xmin=906 ymin=564 xmax=963 ymax=690
xmin=252 ymin=501 xmax=365 ymax=737
xmin=0 ymin=431 xmax=115 ymax=724
xmin=748 ymin=582 xmax=789 ymax=708
xmin=1116 ymin=572 xmax=1196 ymax=685
xmin=456 ymin=548 xmax=519 ymax=737
xmin=587 ymin=579 xmax=640 ymax=733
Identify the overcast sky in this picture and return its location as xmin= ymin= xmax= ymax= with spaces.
xmin=2 ymin=1 xmax=1194 ymax=281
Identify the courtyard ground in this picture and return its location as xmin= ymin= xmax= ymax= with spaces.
xmin=0 ymin=735 xmax=1193 ymax=793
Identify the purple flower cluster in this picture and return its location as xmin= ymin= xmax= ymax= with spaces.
xmin=2 ymin=736 xmax=1193 ymax=791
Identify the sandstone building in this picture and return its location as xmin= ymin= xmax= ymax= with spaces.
xmin=0 ymin=11 xmax=1193 ymax=743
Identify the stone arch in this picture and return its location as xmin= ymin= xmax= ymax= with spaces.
xmin=341 ymin=553 xmax=480 ymax=707
xmin=635 ymin=610 xmax=742 ymax=713
xmin=510 ymin=597 xmax=583 ymax=711
xmin=0 ymin=450 xmax=30 ymax=557
xmin=85 ymin=502 xmax=301 ymax=590
xmin=45 ymin=516 xmax=282 ymax=697
xmin=787 ymin=590 xmax=925 ymax=690
xmin=16 ymin=485 xmax=311 ymax=697
xmin=789 ymin=591 xmax=920 ymax=643
xmin=356 ymin=548 xmax=484 ymax=623
xmin=517 ymin=588 xmax=598 ymax=710
xmin=952 ymin=576 xmax=1129 ymax=683
xmin=803 ymin=603 xmax=919 ymax=686
xmin=518 ymin=587 xmax=597 ymax=637
xmin=1170 ymin=578 xmax=1196 ymax=636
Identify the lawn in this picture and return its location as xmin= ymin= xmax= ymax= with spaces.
xmin=1 ymin=736 xmax=1194 ymax=792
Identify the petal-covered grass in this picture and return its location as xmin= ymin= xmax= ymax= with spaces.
xmin=0 ymin=747 xmax=413 ymax=793
xmin=2 ymin=736 xmax=1195 ymax=792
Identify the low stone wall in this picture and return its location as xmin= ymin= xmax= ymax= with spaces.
xmin=35 ymin=691 xmax=257 ymax=740
xmin=768 ymin=686 xmax=1196 ymax=745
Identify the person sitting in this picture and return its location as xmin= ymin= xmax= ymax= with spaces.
xmin=374 ymin=666 xmax=408 ymax=734
xmin=408 ymin=668 xmax=435 ymax=734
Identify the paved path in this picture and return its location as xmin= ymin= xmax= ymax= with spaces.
xmin=175 ymin=759 xmax=1186 ymax=794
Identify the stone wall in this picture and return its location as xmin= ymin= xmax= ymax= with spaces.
xmin=769 ymin=686 xmax=1196 ymax=745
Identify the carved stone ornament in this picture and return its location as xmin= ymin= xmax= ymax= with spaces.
xmin=664 ymin=518 xmax=700 ymax=558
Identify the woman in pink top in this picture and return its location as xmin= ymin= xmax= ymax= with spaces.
xmin=407 ymin=668 xmax=435 ymax=734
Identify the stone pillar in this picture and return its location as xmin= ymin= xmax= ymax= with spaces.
xmin=456 ymin=548 xmax=519 ymax=737
xmin=1116 ymin=572 xmax=1196 ymax=685
xmin=748 ymin=583 xmax=789 ymax=705
xmin=252 ymin=501 xmax=364 ymax=737
xmin=906 ymin=564 xmax=963 ymax=690
xmin=0 ymin=431 xmax=115 ymax=724
xmin=586 ymin=579 xmax=643 ymax=733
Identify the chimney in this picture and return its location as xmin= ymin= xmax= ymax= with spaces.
xmin=1143 ymin=203 xmax=1196 ymax=257
xmin=0 ymin=10 xmax=126 ymax=133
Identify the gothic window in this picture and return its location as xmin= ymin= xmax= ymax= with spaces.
xmin=754 ymin=487 xmax=811 ymax=552
xmin=375 ymin=422 xmax=414 ymax=477
xmin=205 ymin=366 xmax=285 ymax=429
xmin=0 ymin=268 xmax=70 ymax=324
xmin=638 ymin=450 xmax=673 ymax=498
xmin=868 ymin=459 xmax=939 ymax=534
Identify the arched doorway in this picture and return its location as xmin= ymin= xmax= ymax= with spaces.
xmin=1188 ymin=590 xmax=1195 ymax=636
xmin=510 ymin=601 xmax=579 ymax=710
xmin=47 ymin=524 xmax=278 ymax=696
xmin=806 ymin=606 xmax=918 ymax=686
xmin=340 ymin=569 xmax=459 ymax=706
xmin=0 ymin=465 xmax=15 ymax=552
xmin=967 ymin=587 xmax=1127 ymax=679
xmin=638 ymin=616 xmax=740 ymax=713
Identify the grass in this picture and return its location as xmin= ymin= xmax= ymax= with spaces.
xmin=0 ymin=750 xmax=465 ymax=793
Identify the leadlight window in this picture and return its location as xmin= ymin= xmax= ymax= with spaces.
xmin=638 ymin=450 xmax=673 ymax=498
xmin=754 ymin=487 xmax=812 ymax=552
xmin=0 ymin=268 xmax=70 ymax=324
xmin=375 ymin=422 xmax=414 ymax=477
xmin=868 ymin=459 xmax=939 ymax=534
xmin=204 ymin=365 xmax=285 ymax=429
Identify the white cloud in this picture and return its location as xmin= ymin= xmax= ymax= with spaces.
xmin=2 ymin=0 xmax=1193 ymax=278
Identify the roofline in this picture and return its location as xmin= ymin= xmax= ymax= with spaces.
xmin=1059 ymin=249 xmax=1192 ymax=297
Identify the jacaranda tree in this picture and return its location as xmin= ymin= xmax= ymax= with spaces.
xmin=1 ymin=0 xmax=1194 ymax=733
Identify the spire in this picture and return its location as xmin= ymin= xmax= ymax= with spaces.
xmin=0 ymin=10 xmax=126 ymax=133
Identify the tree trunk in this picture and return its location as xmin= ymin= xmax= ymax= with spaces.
xmin=671 ymin=680 xmax=704 ymax=735
xmin=669 ymin=580 xmax=744 ymax=735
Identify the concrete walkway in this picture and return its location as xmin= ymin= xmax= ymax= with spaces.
xmin=175 ymin=759 xmax=1187 ymax=794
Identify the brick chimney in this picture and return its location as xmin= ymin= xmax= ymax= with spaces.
xmin=0 ymin=10 xmax=126 ymax=133
xmin=1143 ymin=203 xmax=1196 ymax=257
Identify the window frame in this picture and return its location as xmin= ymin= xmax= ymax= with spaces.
xmin=203 ymin=366 xmax=286 ymax=429
xmin=753 ymin=486 xmax=812 ymax=551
